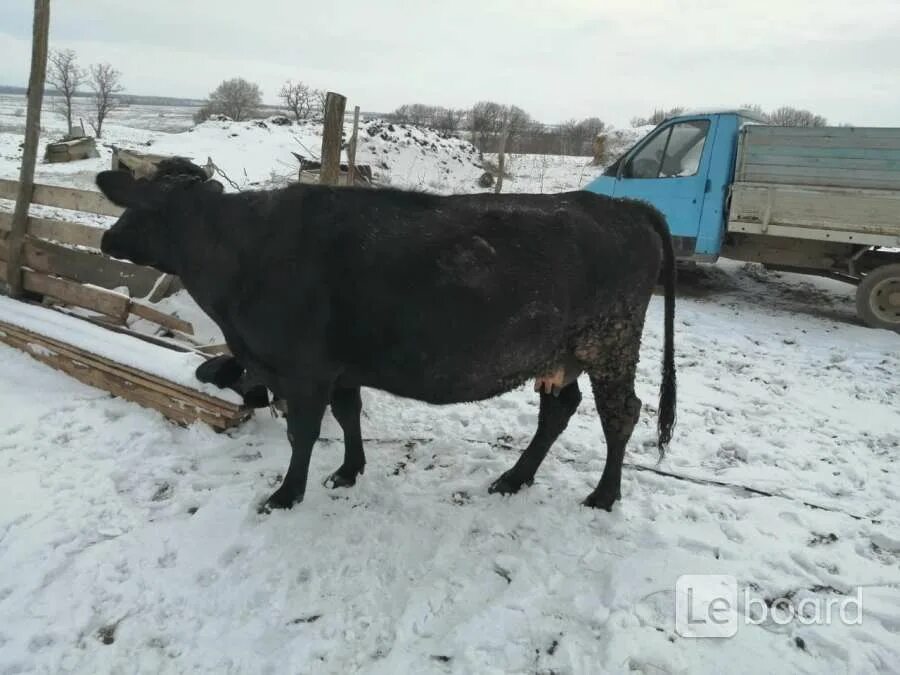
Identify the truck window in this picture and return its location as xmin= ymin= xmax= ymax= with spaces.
xmin=624 ymin=120 xmax=710 ymax=179
xmin=624 ymin=128 xmax=669 ymax=178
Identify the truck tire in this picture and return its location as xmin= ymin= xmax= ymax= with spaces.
xmin=856 ymin=263 xmax=900 ymax=332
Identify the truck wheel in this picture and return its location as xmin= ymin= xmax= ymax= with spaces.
xmin=856 ymin=263 xmax=900 ymax=332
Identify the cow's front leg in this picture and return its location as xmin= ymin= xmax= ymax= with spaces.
xmin=262 ymin=385 xmax=330 ymax=512
xmin=324 ymin=386 xmax=366 ymax=489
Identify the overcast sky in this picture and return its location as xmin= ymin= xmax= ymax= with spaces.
xmin=1 ymin=0 xmax=898 ymax=127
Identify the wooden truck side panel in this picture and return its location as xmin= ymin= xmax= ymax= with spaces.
xmin=726 ymin=125 xmax=900 ymax=248
xmin=733 ymin=125 xmax=900 ymax=191
xmin=728 ymin=182 xmax=900 ymax=247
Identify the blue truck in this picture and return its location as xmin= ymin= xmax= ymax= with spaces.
xmin=584 ymin=110 xmax=900 ymax=331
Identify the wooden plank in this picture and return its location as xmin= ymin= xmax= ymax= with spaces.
xmin=12 ymin=320 xmax=240 ymax=413
xmin=1 ymin=239 xmax=192 ymax=332
xmin=22 ymin=239 xmax=165 ymax=297
xmin=197 ymin=343 xmax=232 ymax=356
xmin=727 ymin=220 xmax=899 ymax=248
xmin=55 ymin=310 xmax=198 ymax=354
xmin=746 ymin=126 xmax=900 ymax=142
xmin=741 ymin=155 xmax=900 ymax=172
xmin=0 ymin=325 xmax=200 ymax=427
xmin=0 ymin=178 xmax=122 ymax=217
xmin=743 ymin=144 xmax=900 ymax=162
xmin=22 ymin=271 xmax=130 ymax=321
xmin=742 ymin=132 xmax=900 ymax=152
xmin=0 ymin=249 xmax=128 ymax=321
xmin=0 ymin=318 xmax=248 ymax=430
xmin=740 ymin=164 xmax=900 ymax=190
xmin=0 ymin=211 xmax=105 ymax=249
xmin=728 ymin=182 xmax=900 ymax=246
xmin=49 ymin=328 xmax=237 ymax=415
xmin=129 ymin=300 xmax=194 ymax=335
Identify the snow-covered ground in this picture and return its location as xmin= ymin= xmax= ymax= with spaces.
xmin=2 ymin=261 xmax=898 ymax=674
xmin=0 ymin=94 xmax=199 ymax=135
xmin=1 ymin=103 xmax=899 ymax=674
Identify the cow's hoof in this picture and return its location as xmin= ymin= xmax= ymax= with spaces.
xmin=488 ymin=471 xmax=533 ymax=495
xmin=323 ymin=465 xmax=364 ymax=489
xmin=259 ymin=488 xmax=303 ymax=513
xmin=582 ymin=488 xmax=621 ymax=511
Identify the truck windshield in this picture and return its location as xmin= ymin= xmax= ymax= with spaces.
xmin=621 ymin=120 xmax=710 ymax=179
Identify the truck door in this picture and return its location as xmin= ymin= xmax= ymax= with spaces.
xmin=613 ymin=117 xmax=716 ymax=257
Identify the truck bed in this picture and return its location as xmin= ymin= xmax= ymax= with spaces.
xmin=727 ymin=126 xmax=900 ymax=247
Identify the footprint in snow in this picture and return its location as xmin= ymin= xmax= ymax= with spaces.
xmin=28 ymin=633 xmax=56 ymax=652
xmin=196 ymin=568 xmax=219 ymax=587
xmin=157 ymin=551 xmax=177 ymax=569
xmin=219 ymin=545 xmax=246 ymax=567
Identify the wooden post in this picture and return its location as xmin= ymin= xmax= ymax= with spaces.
xmin=494 ymin=130 xmax=509 ymax=194
xmin=346 ymin=105 xmax=360 ymax=185
xmin=7 ymin=0 xmax=51 ymax=298
xmin=319 ymin=91 xmax=347 ymax=186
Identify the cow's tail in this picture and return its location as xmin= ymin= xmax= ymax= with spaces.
xmin=648 ymin=209 xmax=676 ymax=458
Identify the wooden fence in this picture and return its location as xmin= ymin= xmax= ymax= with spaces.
xmin=0 ymin=178 xmax=191 ymax=333
xmin=0 ymin=177 xmax=249 ymax=430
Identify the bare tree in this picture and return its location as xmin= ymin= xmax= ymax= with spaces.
xmin=391 ymin=103 xmax=431 ymax=125
xmin=197 ymin=78 xmax=262 ymax=122
xmin=740 ymin=103 xmax=767 ymax=118
xmin=389 ymin=104 xmax=465 ymax=134
xmin=88 ymin=62 xmax=124 ymax=138
xmin=47 ymin=49 xmax=85 ymax=136
xmin=312 ymin=89 xmax=328 ymax=116
xmin=768 ymin=106 xmax=827 ymax=127
xmin=470 ymin=100 xmax=504 ymax=151
xmin=631 ymin=106 xmax=684 ymax=128
xmin=577 ymin=117 xmax=607 ymax=160
xmin=437 ymin=108 xmax=465 ymax=134
xmin=469 ymin=101 xmax=532 ymax=152
xmin=280 ymin=80 xmax=312 ymax=121
xmin=559 ymin=119 xmax=580 ymax=154
xmin=498 ymin=104 xmax=531 ymax=151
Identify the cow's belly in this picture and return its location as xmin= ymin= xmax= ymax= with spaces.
xmin=347 ymin=328 xmax=569 ymax=404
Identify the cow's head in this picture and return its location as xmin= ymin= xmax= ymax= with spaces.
xmin=96 ymin=158 xmax=222 ymax=274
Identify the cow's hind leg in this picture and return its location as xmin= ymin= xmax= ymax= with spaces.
xmin=323 ymin=386 xmax=366 ymax=489
xmin=583 ymin=345 xmax=642 ymax=511
xmin=489 ymin=381 xmax=582 ymax=495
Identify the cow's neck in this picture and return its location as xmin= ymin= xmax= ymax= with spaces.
xmin=172 ymin=193 xmax=255 ymax=323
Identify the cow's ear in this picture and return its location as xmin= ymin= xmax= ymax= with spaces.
xmin=202 ymin=179 xmax=225 ymax=195
xmin=96 ymin=170 xmax=142 ymax=207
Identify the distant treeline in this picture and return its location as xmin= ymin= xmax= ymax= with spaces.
xmin=0 ymin=84 xmax=203 ymax=108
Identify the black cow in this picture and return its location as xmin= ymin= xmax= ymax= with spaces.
xmin=96 ymin=159 xmax=675 ymax=513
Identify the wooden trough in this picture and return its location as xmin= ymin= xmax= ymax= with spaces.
xmin=0 ymin=298 xmax=248 ymax=431
xmin=112 ymin=147 xmax=175 ymax=179
xmin=0 ymin=177 xmax=249 ymax=430
xmin=292 ymin=152 xmax=373 ymax=186
xmin=44 ymin=136 xmax=99 ymax=163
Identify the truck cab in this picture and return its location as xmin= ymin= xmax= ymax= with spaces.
xmin=585 ymin=110 xmax=764 ymax=261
